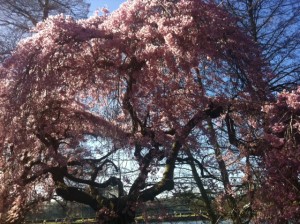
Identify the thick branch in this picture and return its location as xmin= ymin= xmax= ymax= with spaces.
xmin=186 ymin=149 xmax=219 ymax=223
xmin=65 ymin=174 xmax=123 ymax=192
xmin=122 ymin=57 xmax=146 ymax=133
xmin=55 ymin=186 xmax=99 ymax=211
xmin=138 ymin=141 xmax=181 ymax=201
xmin=90 ymin=159 xmax=119 ymax=182
xmin=129 ymin=147 xmax=155 ymax=195
xmin=207 ymin=118 xmax=242 ymax=224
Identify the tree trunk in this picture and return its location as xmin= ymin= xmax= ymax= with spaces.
xmin=97 ymin=214 xmax=135 ymax=224
xmin=96 ymin=198 xmax=136 ymax=224
xmin=207 ymin=119 xmax=242 ymax=224
xmin=186 ymin=149 xmax=219 ymax=224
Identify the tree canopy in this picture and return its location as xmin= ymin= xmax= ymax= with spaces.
xmin=0 ymin=0 xmax=299 ymax=223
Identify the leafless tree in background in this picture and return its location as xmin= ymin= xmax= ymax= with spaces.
xmin=219 ymin=0 xmax=300 ymax=91
xmin=0 ymin=0 xmax=90 ymax=61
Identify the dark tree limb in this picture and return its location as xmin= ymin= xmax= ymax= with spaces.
xmin=185 ymin=149 xmax=219 ymax=224
xmin=55 ymin=186 xmax=100 ymax=211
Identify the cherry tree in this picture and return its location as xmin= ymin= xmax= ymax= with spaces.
xmin=253 ymin=88 xmax=300 ymax=223
xmin=0 ymin=0 xmax=274 ymax=223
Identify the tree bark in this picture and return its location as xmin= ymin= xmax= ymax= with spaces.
xmin=207 ymin=118 xmax=242 ymax=224
xmin=186 ymin=149 xmax=219 ymax=224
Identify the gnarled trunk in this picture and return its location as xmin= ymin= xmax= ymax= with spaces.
xmin=96 ymin=206 xmax=136 ymax=224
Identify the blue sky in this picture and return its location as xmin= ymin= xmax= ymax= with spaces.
xmin=88 ymin=0 xmax=126 ymax=15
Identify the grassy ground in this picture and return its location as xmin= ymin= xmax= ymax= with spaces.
xmin=27 ymin=213 xmax=209 ymax=223
xmin=25 ymin=218 xmax=96 ymax=224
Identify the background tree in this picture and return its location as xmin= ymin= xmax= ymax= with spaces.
xmin=0 ymin=0 xmax=272 ymax=223
xmin=219 ymin=0 xmax=300 ymax=91
xmin=218 ymin=1 xmax=300 ymax=222
xmin=0 ymin=0 xmax=90 ymax=61
xmin=179 ymin=1 xmax=300 ymax=223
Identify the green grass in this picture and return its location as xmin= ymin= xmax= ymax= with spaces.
xmin=27 ymin=218 xmax=96 ymax=224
